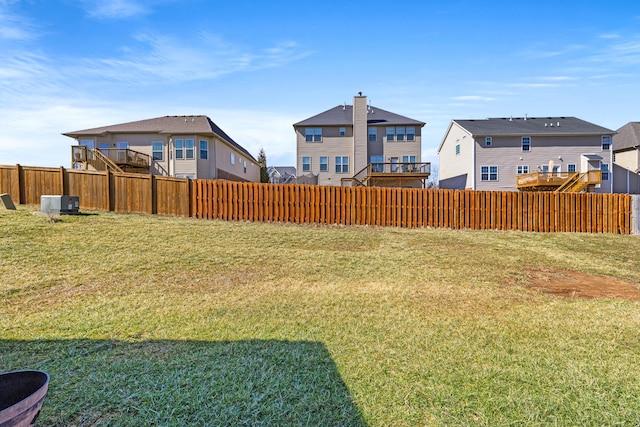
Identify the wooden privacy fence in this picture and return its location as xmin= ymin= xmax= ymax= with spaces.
xmin=192 ymin=180 xmax=632 ymax=234
xmin=1 ymin=164 xmax=633 ymax=234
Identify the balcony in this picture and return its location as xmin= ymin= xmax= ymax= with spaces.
xmin=516 ymin=171 xmax=602 ymax=192
xmin=343 ymin=162 xmax=431 ymax=188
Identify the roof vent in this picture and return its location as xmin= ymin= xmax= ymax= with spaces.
xmin=524 ymin=114 xmax=527 ymax=121
xmin=509 ymin=116 xmax=513 ymax=121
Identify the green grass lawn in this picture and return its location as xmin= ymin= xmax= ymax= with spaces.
xmin=1 ymin=206 xmax=640 ymax=426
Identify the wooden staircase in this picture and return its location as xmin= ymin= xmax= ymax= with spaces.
xmin=72 ymin=146 xmax=149 ymax=174
xmin=554 ymin=171 xmax=602 ymax=193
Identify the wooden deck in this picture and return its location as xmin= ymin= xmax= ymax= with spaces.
xmin=516 ymin=171 xmax=602 ymax=192
xmin=344 ymin=162 xmax=431 ymax=188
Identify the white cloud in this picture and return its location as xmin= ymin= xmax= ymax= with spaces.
xmin=81 ymin=33 xmax=310 ymax=84
xmin=80 ymin=0 xmax=149 ymax=19
xmin=0 ymin=0 xmax=40 ymax=41
xmin=452 ymin=95 xmax=495 ymax=101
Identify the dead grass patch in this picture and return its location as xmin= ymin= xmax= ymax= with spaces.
xmin=525 ymin=267 xmax=640 ymax=301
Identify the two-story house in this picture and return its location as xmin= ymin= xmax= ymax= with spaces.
xmin=64 ymin=115 xmax=259 ymax=182
xmin=613 ymin=121 xmax=640 ymax=194
xmin=293 ymin=93 xmax=429 ymax=187
xmin=438 ymin=116 xmax=615 ymax=193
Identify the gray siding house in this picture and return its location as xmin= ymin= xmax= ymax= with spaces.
xmin=64 ymin=115 xmax=260 ymax=182
xmin=294 ymin=94 xmax=428 ymax=187
xmin=438 ymin=117 xmax=615 ymax=193
xmin=613 ymin=121 xmax=640 ymax=194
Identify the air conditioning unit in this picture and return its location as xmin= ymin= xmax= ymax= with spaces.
xmin=41 ymin=195 xmax=80 ymax=214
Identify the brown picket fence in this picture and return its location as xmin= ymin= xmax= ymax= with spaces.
xmin=0 ymin=164 xmax=633 ymax=234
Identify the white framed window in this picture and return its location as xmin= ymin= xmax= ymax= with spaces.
xmin=335 ymin=156 xmax=349 ymax=173
xmin=305 ymin=128 xmax=322 ymax=142
xmin=485 ymin=137 xmax=492 ymax=147
xmin=302 ymin=156 xmax=311 ymax=172
xmin=243 ymin=160 xmax=247 ymax=173
xmin=386 ymin=127 xmax=395 ymax=141
xmin=602 ymin=136 xmax=611 ymax=150
xmin=521 ymin=137 xmax=531 ymax=152
xmin=406 ymin=127 xmax=415 ymax=141
xmin=516 ymin=165 xmax=529 ymax=174
xmin=199 ymin=140 xmax=208 ymax=159
xmin=371 ymin=155 xmax=384 ymax=172
xmin=152 ymin=141 xmax=163 ymax=161
xmin=542 ymin=165 xmax=559 ymax=173
xmin=230 ymin=153 xmax=235 ymax=164
xmin=79 ymin=139 xmax=95 ymax=149
xmin=601 ymin=163 xmax=609 ymax=180
xmin=368 ymin=127 xmax=377 ymax=142
xmin=455 ymin=144 xmax=460 ymax=155
xmin=396 ymin=127 xmax=405 ymax=141
xmin=402 ymin=155 xmax=416 ymax=172
xmin=185 ymin=139 xmax=194 ymax=159
xmin=568 ymin=164 xmax=576 ymax=173
xmin=481 ymin=165 xmax=498 ymax=181
xmin=339 ymin=127 xmax=346 ymax=136
xmin=175 ymin=139 xmax=184 ymax=159
xmin=319 ymin=156 xmax=328 ymax=172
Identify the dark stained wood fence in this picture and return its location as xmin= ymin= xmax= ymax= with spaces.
xmin=1 ymin=164 xmax=633 ymax=234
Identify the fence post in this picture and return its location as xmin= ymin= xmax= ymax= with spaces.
xmin=15 ymin=164 xmax=24 ymax=205
xmin=632 ymin=195 xmax=640 ymax=236
xmin=105 ymin=168 xmax=112 ymax=211
xmin=60 ymin=166 xmax=67 ymax=195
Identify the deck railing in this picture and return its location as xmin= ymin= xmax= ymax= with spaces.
xmin=517 ymin=171 xmax=602 ymax=192
xmin=350 ymin=162 xmax=431 ymax=186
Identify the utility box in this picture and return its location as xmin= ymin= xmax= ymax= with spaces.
xmin=41 ymin=195 xmax=80 ymax=214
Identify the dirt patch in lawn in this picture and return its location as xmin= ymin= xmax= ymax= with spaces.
xmin=526 ymin=268 xmax=640 ymax=301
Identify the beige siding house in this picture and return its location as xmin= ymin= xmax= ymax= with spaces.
xmin=613 ymin=121 xmax=640 ymax=193
xmin=64 ymin=115 xmax=259 ymax=182
xmin=438 ymin=117 xmax=615 ymax=193
xmin=293 ymin=94 xmax=427 ymax=187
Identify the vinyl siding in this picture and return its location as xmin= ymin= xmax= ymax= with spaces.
xmin=438 ymin=123 xmax=473 ymax=189
xmin=296 ymin=127 xmax=352 ymax=186
xmin=474 ymin=135 xmax=613 ymax=192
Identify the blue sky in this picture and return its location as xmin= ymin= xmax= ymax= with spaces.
xmin=1 ymin=0 xmax=639 ymax=172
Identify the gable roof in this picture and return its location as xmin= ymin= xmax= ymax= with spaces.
xmin=63 ymin=115 xmax=256 ymax=161
xmin=293 ymin=105 xmax=425 ymax=127
xmin=451 ymin=117 xmax=615 ymax=136
xmin=613 ymin=122 xmax=640 ymax=151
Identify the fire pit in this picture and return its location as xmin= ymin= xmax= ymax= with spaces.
xmin=0 ymin=371 xmax=49 ymax=427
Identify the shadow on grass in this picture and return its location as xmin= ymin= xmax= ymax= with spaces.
xmin=1 ymin=339 xmax=367 ymax=426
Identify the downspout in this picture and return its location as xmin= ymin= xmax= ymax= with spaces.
xmin=471 ymin=133 xmax=476 ymax=190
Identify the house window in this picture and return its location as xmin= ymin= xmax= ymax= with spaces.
xmin=185 ymin=139 xmax=194 ymax=159
xmin=485 ymin=137 xmax=492 ymax=147
xmin=79 ymin=139 xmax=95 ymax=149
xmin=335 ymin=156 xmax=349 ymax=173
xmin=305 ymin=127 xmax=322 ymax=142
xmin=568 ymin=164 xmax=576 ymax=173
xmin=402 ymin=155 xmax=416 ymax=172
xmin=243 ymin=161 xmax=247 ymax=173
xmin=302 ymin=156 xmax=311 ymax=172
xmin=368 ymin=127 xmax=377 ymax=142
xmin=521 ymin=137 xmax=531 ymax=152
xmin=517 ymin=165 xmax=529 ymax=174
xmin=151 ymin=141 xmax=163 ymax=161
xmin=230 ymin=153 xmax=235 ymax=164
xmin=371 ymin=155 xmax=384 ymax=172
xmin=175 ymin=139 xmax=184 ymax=159
xmin=602 ymin=136 xmax=611 ymax=150
xmin=481 ymin=165 xmax=498 ymax=181
xmin=319 ymin=156 xmax=328 ymax=172
xmin=601 ymin=163 xmax=609 ymax=180
xmin=339 ymin=127 xmax=346 ymax=136
xmin=396 ymin=127 xmax=405 ymax=141
xmin=199 ymin=140 xmax=208 ymax=159
xmin=406 ymin=127 xmax=415 ymax=141
xmin=386 ymin=127 xmax=395 ymax=141
xmin=455 ymin=144 xmax=460 ymax=155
